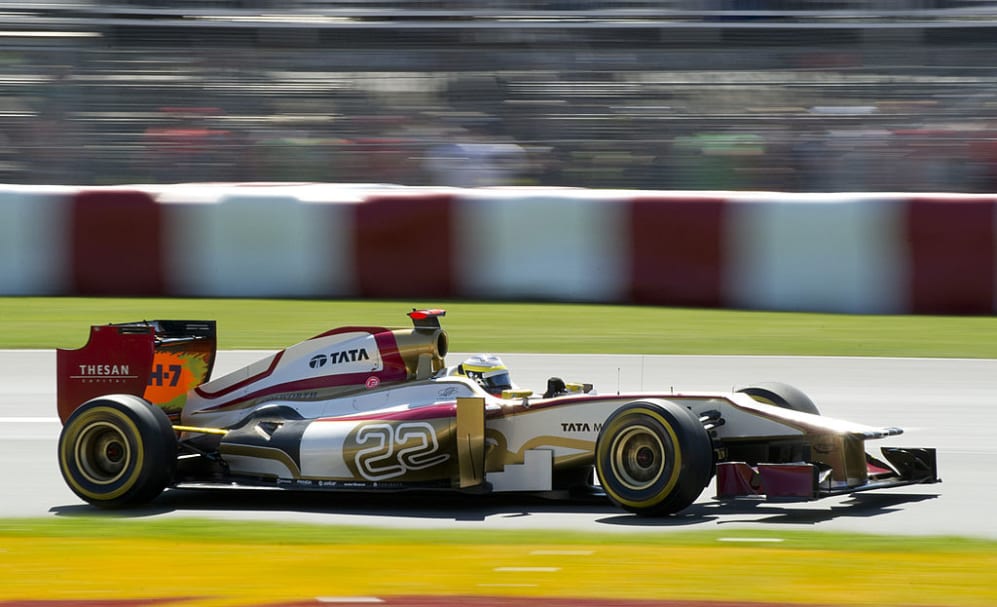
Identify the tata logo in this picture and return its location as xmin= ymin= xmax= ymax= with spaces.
xmin=309 ymin=348 xmax=371 ymax=369
xmin=561 ymin=422 xmax=602 ymax=432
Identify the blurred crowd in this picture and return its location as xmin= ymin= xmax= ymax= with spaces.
xmin=2 ymin=1 xmax=997 ymax=191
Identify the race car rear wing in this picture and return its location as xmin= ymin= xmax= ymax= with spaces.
xmin=56 ymin=320 xmax=216 ymax=423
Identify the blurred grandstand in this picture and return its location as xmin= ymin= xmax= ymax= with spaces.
xmin=2 ymin=1 xmax=997 ymax=190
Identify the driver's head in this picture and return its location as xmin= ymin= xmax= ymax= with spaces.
xmin=458 ymin=354 xmax=512 ymax=396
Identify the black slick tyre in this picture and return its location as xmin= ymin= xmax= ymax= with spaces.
xmin=58 ymin=394 xmax=176 ymax=508
xmin=737 ymin=382 xmax=820 ymax=415
xmin=595 ymin=399 xmax=713 ymax=516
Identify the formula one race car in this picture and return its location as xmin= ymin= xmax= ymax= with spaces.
xmin=55 ymin=309 xmax=939 ymax=515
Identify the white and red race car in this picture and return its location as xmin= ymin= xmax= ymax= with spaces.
xmin=55 ymin=309 xmax=939 ymax=515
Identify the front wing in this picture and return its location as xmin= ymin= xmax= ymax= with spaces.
xmin=716 ymin=446 xmax=940 ymax=500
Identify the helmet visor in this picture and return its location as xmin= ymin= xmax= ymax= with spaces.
xmin=467 ymin=369 xmax=512 ymax=395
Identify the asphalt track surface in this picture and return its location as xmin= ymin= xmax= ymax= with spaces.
xmin=1 ymin=350 xmax=991 ymax=539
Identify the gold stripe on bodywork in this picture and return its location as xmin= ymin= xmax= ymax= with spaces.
xmin=220 ymin=443 xmax=302 ymax=478
xmin=484 ymin=429 xmax=595 ymax=471
xmin=456 ymin=397 xmax=485 ymax=488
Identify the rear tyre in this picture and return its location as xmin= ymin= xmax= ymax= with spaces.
xmin=595 ymin=400 xmax=713 ymax=516
xmin=737 ymin=382 xmax=820 ymax=415
xmin=58 ymin=395 xmax=176 ymax=509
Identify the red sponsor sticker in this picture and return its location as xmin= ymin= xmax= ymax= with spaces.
xmin=365 ymin=376 xmax=380 ymax=389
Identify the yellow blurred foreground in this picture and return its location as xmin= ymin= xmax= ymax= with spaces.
xmin=1 ymin=534 xmax=994 ymax=607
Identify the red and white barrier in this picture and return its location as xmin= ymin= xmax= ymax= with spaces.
xmin=454 ymin=189 xmax=629 ymax=303
xmin=0 ymin=186 xmax=74 ymax=296
xmin=158 ymin=184 xmax=363 ymax=298
xmin=2 ymin=184 xmax=994 ymax=314
xmin=725 ymin=194 xmax=908 ymax=314
xmin=354 ymin=191 xmax=456 ymax=299
xmin=628 ymin=194 xmax=727 ymax=308
xmin=906 ymin=196 xmax=996 ymax=314
xmin=70 ymin=188 xmax=165 ymax=296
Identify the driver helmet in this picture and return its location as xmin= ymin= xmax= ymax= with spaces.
xmin=457 ymin=354 xmax=513 ymax=396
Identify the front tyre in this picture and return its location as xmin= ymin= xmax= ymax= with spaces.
xmin=595 ymin=400 xmax=713 ymax=516
xmin=737 ymin=382 xmax=820 ymax=415
xmin=58 ymin=395 xmax=176 ymax=509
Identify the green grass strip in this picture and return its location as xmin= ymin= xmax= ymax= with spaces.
xmin=1 ymin=517 xmax=994 ymax=552
xmin=3 ymin=297 xmax=997 ymax=357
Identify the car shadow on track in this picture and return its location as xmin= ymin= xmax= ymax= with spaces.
xmin=50 ymin=488 xmax=620 ymax=522
xmin=596 ymin=491 xmax=940 ymax=527
xmin=49 ymin=488 xmax=939 ymax=528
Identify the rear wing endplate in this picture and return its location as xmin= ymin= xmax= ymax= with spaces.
xmin=56 ymin=320 xmax=216 ymax=423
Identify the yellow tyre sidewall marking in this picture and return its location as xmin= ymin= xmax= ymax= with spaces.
xmin=748 ymin=394 xmax=778 ymax=407
xmin=601 ymin=406 xmax=682 ymax=509
xmin=60 ymin=405 xmax=146 ymax=502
